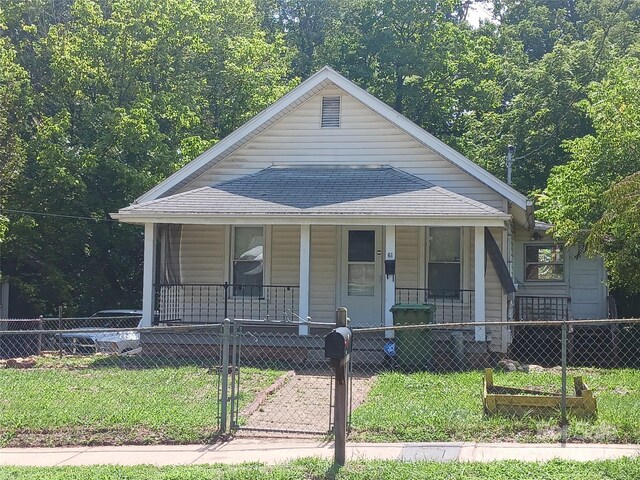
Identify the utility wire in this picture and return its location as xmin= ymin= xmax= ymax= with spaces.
xmin=1 ymin=209 xmax=119 ymax=223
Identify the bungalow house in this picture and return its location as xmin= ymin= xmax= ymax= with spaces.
xmin=112 ymin=67 xmax=609 ymax=357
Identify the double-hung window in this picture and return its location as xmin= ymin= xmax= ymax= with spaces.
xmin=233 ymin=226 xmax=264 ymax=296
xmin=427 ymin=227 xmax=461 ymax=298
xmin=525 ymin=244 xmax=564 ymax=281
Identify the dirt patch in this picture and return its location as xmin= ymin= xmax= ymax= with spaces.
xmin=239 ymin=374 xmax=375 ymax=434
xmin=0 ymin=426 xmax=220 ymax=448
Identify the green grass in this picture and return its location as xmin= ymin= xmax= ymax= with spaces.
xmin=351 ymin=368 xmax=640 ymax=443
xmin=0 ymin=355 xmax=282 ymax=447
xmin=1 ymin=458 xmax=640 ymax=480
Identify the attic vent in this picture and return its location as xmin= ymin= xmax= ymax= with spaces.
xmin=321 ymin=96 xmax=341 ymax=127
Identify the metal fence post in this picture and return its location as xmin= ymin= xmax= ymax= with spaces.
xmin=229 ymin=319 xmax=239 ymax=430
xmin=334 ymin=307 xmax=349 ymax=466
xmin=58 ymin=306 xmax=63 ymax=357
xmin=219 ymin=318 xmax=231 ymax=434
xmin=223 ymin=282 xmax=229 ymax=320
xmin=560 ymin=320 xmax=568 ymax=443
xmin=37 ymin=316 xmax=43 ymax=355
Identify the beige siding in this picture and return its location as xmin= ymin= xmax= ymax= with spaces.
xmin=309 ymin=225 xmax=337 ymax=322
xmin=266 ymin=225 xmax=300 ymax=320
xmin=513 ymin=225 xmax=607 ymax=320
xmin=181 ymin=85 xmax=504 ymax=210
xmin=180 ymin=225 xmax=225 ymax=283
xmin=396 ymin=226 xmax=420 ymax=289
xmin=270 ymin=225 xmax=300 ymax=285
xmin=165 ymin=225 xmax=226 ymax=323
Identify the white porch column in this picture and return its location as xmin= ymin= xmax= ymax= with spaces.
xmin=298 ymin=224 xmax=311 ymax=335
xmin=142 ymin=223 xmax=157 ymax=327
xmin=384 ymin=226 xmax=396 ymax=339
xmin=474 ymin=226 xmax=486 ymax=341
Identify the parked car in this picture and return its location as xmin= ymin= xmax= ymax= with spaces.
xmin=58 ymin=309 xmax=143 ymax=355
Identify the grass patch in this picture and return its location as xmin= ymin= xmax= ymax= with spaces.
xmin=350 ymin=368 xmax=640 ymax=443
xmin=1 ymin=458 xmax=640 ymax=480
xmin=0 ymin=355 xmax=282 ymax=447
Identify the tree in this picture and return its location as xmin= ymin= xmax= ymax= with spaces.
xmin=0 ymin=37 xmax=31 ymax=243
xmin=538 ymin=57 xmax=640 ymax=291
xmin=315 ymin=0 xmax=502 ymax=141
xmin=589 ymin=173 xmax=640 ymax=293
xmin=0 ymin=0 xmax=294 ymax=316
xmin=459 ymin=0 xmax=639 ymax=192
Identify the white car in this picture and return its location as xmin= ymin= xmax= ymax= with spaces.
xmin=59 ymin=310 xmax=143 ymax=355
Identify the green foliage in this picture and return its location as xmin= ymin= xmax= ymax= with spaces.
xmin=0 ymin=36 xmax=31 ymax=244
xmin=1 ymin=0 xmax=640 ymax=312
xmin=539 ymin=58 xmax=640 ymax=291
xmin=589 ymin=173 xmax=640 ymax=293
xmin=315 ymin=0 xmax=503 ymax=141
xmin=0 ymin=0 xmax=294 ymax=315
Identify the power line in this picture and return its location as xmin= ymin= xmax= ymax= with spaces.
xmin=1 ymin=209 xmax=119 ymax=223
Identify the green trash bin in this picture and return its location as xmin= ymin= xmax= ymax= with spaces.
xmin=390 ymin=303 xmax=436 ymax=371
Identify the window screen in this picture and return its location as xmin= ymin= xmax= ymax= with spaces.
xmin=428 ymin=227 xmax=461 ymax=297
xmin=233 ymin=227 xmax=264 ymax=296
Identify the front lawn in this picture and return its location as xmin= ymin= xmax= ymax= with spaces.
xmin=0 ymin=355 xmax=282 ymax=447
xmin=350 ymin=369 xmax=640 ymax=443
xmin=1 ymin=458 xmax=639 ymax=480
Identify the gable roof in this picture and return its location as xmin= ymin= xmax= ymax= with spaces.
xmin=115 ymin=166 xmax=510 ymax=225
xmin=136 ymin=66 xmax=531 ymax=211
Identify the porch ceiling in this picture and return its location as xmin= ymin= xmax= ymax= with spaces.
xmin=113 ymin=166 xmax=511 ymax=225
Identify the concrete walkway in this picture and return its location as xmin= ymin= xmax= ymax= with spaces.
xmin=2 ymin=440 xmax=639 ymax=466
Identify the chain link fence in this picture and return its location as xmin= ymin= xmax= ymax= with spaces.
xmin=1 ymin=314 xmax=639 ymax=446
xmin=0 ymin=317 xmax=227 ymax=447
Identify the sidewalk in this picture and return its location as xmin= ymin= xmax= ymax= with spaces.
xmin=2 ymin=440 xmax=639 ymax=466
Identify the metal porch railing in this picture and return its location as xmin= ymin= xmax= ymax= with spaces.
xmin=394 ymin=288 xmax=475 ymax=324
xmin=155 ymin=283 xmax=299 ymax=324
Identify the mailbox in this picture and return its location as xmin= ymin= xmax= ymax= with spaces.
xmin=324 ymin=327 xmax=353 ymax=359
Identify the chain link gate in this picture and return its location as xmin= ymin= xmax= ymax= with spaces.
xmin=216 ymin=318 xmax=347 ymax=436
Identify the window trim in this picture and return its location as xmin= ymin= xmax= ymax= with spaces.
xmin=524 ymin=242 xmax=565 ymax=283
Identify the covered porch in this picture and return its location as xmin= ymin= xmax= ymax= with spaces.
xmin=114 ymin=166 xmax=513 ymax=350
xmin=149 ymin=224 xmax=492 ymax=339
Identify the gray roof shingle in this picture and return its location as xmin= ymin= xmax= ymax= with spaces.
xmin=118 ymin=166 xmax=507 ymax=218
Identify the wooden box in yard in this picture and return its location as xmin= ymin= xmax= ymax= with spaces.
xmin=483 ymin=368 xmax=597 ymax=418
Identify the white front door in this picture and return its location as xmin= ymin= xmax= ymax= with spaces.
xmin=340 ymin=227 xmax=383 ymax=327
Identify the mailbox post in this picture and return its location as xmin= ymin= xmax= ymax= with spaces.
xmin=325 ymin=307 xmax=351 ymax=466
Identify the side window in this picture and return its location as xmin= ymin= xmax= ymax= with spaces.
xmin=525 ymin=244 xmax=564 ymax=281
xmin=233 ymin=226 xmax=264 ymax=296
xmin=428 ymin=227 xmax=461 ymax=297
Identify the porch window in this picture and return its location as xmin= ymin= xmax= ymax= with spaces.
xmin=233 ymin=226 xmax=264 ymax=296
xmin=525 ymin=244 xmax=564 ymax=281
xmin=428 ymin=227 xmax=461 ymax=297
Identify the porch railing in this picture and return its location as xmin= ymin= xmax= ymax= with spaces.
xmin=515 ymin=295 xmax=570 ymax=321
xmin=155 ymin=283 xmax=299 ymax=324
xmin=394 ymin=288 xmax=475 ymax=324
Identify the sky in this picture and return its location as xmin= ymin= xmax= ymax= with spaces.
xmin=467 ymin=2 xmax=494 ymax=28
